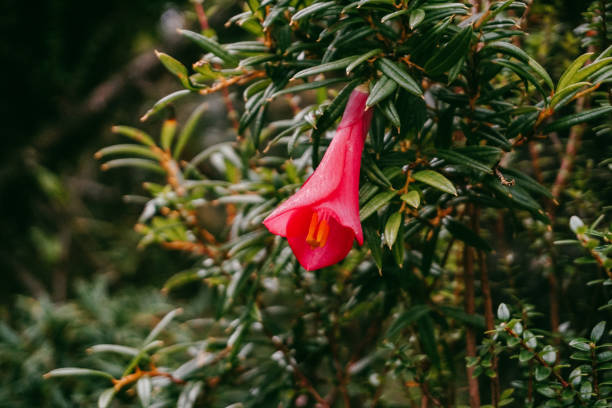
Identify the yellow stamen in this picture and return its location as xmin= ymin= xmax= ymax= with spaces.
xmin=316 ymin=219 xmax=330 ymax=247
xmin=306 ymin=212 xmax=319 ymax=247
xmin=305 ymin=212 xmax=330 ymax=249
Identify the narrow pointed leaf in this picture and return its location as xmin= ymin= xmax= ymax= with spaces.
xmin=412 ymin=170 xmax=457 ymax=195
xmin=360 ymin=190 xmax=396 ymax=221
xmin=292 ymin=1 xmax=335 ymax=21
xmin=376 ymin=58 xmax=422 ymax=96
xmin=178 ymin=29 xmax=239 ymax=65
xmin=292 ymin=56 xmax=358 ymax=79
xmin=557 ymin=52 xmax=593 ymax=92
xmin=400 ymin=190 xmax=420 ymax=208
xmin=366 ymin=75 xmax=397 ymax=108
xmin=140 ymin=89 xmax=191 ymax=122
xmin=384 ymin=212 xmax=402 ymax=249
xmin=542 ymin=106 xmax=612 ymax=133
xmin=174 ymin=102 xmax=208 ymax=159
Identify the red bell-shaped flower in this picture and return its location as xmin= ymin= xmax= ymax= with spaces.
xmin=263 ymin=86 xmax=373 ymax=270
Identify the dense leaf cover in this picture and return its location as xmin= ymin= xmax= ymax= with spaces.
xmin=18 ymin=0 xmax=612 ymax=406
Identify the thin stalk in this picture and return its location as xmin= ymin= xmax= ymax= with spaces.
xmin=473 ymin=207 xmax=500 ymax=405
xmin=464 ymin=205 xmax=481 ymax=408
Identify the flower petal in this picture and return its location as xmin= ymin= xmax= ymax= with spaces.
xmin=285 ymin=208 xmax=355 ymax=270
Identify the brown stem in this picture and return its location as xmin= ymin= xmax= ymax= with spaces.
xmin=480 ymin=250 xmax=500 ymax=405
xmin=550 ymin=123 xmax=583 ymax=200
xmin=193 ymin=0 xmax=210 ymax=31
xmin=463 ymin=205 xmax=481 ymax=408
xmin=528 ymin=141 xmax=544 ymax=183
xmin=419 ymin=381 xmax=442 ymax=407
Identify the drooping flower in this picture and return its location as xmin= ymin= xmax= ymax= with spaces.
xmin=263 ymin=86 xmax=373 ymax=271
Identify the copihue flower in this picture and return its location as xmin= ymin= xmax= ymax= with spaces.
xmin=263 ymin=85 xmax=373 ymax=271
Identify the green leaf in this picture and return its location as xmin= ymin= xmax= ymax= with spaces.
xmin=381 ymin=9 xmax=409 ymax=23
xmin=143 ymin=308 xmax=182 ymax=345
xmin=598 ymin=351 xmax=612 ymax=362
xmin=160 ymin=117 xmax=178 ymax=151
xmin=500 ymin=168 xmax=552 ymax=199
xmin=100 ymin=158 xmax=165 ymax=174
xmin=346 ymin=49 xmax=381 ymax=74
xmin=493 ymin=59 xmax=547 ymax=99
xmin=177 ymin=382 xmax=203 ymax=408
xmin=409 ymin=9 xmax=426 ymax=29
xmin=178 ymin=29 xmax=239 ymax=65
xmin=570 ymin=351 xmax=591 ymax=361
xmin=417 ymin=314 xmax=441 ymax=368
xmin=112 ymin=126 xmax=157 ymax=147
xmin=380 ymin=99 xmax=401 ymax=128
xmin=98 ymin=388 xmax=116 ymax=408
xmin=412 ymin=170 xmax=457 ymax=195
xmin=270 ymin=78 xmax=346 ymax=100
xmin=425 ymin=25 xmax=473 ymax=76
xmin=314 ymin=80 xmax=361 ymax=133
xmin=291 ymin=1 xmax=335 ymax=21
xmin=482 ymin=42 xmax=553 ymax=89
xmin=537 ymin=386 xmax=557 ymax=398
xmin=535 ymin=366 xmax=552 ymax=381
xmin=174 ymin=101 xmax=208 ymax=159
xmin=94 ymin=144 xmax=160 ymax=161
xmin=363 ymin=218 xmax=383 ymax=271
xmin=443 ymin=218 xmax=491 ymax=251
xmin=386 ymin=304 xmax=431 ymax=338
xmin=434 ymin=148 xmax=493 ymax=174
xmin=591 ymin=321 xmax=606 ymax=343
xmin=87 ymin=344 xmax=139 ymax=357
xmin=137 ymin=376 xmax=152 ymax=407
xmin=528 ymin=58 xmax=554 ymax=90
xmin=163 ymin=269 xmax=209 ymax=293
xmin=376 ymin=58 xmax=422 ymax=97
xmin=156 ymin=51 xmax=193 ymax=89
xmin=292 ymin=56 xmax=358 ymax=79
xmin=366 ymin=75 xmax=398 ymax=108
xmin=580 ymin=381 xmax=593 ymax=400
xmin=140 ymin=89 xmax=192 ymax=122
xmin=557 ymin=52 xmax=593 ymax=92
xmin=400 ymin=191 xmax=420 ymax=208
xmin=360 ymin=190 xmax=396 ymax=221
xmin=542 ymin=106 xmax=612 ymax=133
xmin=550 ymin=81 xmax=591 ymax=107
xmin=44 ymin=368 xmax=115 ymax=381
xmin=385 ymin=212 xmax=402 ymax=249
xmin=569 ymin=339 xmax=591 ymax=351
xmin=519 ymin=349 xmax=534 ymax=362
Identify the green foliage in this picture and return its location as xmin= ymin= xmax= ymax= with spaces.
xmin=13 ymin=0 xmax=610 ymax=406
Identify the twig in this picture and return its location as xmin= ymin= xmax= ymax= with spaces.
xmin=112 ymin=365 xmax=186 ymax=392
xmin=474 ymin=207 xmax=500 ymax=407
xmin=192 ymin=0 xmax=210 ymax=31
xmin=463 ymin=205 xmax=480 ymax=408
xmin=418 ymin=381 xmax=442 ymax=406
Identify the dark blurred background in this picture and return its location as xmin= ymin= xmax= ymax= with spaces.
xmin=0 ymin=0 xmax=249 ymax=304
